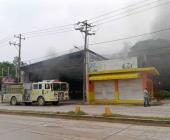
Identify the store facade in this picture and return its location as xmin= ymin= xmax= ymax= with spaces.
xmin=88 ymin=67 xmax=159 ymax=104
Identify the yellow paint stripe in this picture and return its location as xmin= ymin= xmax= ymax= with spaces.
xmin=89 ymin=73 xmax=139 ymax=81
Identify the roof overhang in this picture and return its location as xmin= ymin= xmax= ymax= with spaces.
xmin=89 ymin=67 xmax=159 ymax=81
xmin=89 ymin=73 xmax=139 ymax=81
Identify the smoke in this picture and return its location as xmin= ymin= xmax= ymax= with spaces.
xmin=45 ymin=47 xmax=58 ymax=58
xmin=101 ymin=42 xmax=132 ymax=59
xmin=152 ymin=5 xmax=170 ymax=40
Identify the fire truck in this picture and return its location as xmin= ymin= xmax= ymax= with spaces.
xmin=2 ymin=80 xmax=69 ymax=106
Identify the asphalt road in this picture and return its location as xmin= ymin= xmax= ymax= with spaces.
xmin=0 ymin=114 xmax=169 ymax=140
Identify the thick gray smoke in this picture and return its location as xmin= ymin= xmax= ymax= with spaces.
xmin=152 ymin=5 xmax=170 ymax=40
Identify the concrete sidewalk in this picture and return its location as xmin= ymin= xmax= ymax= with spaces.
xmin=0 ymin=102 xmax=170 ymax=118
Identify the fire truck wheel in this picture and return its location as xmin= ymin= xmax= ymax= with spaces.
xmin=37 ymin=97 xmax=45 ymax=106
xmin=10 ymin=97 xmax=17 ymax=106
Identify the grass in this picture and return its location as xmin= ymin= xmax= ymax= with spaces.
xmin=0 ymin=108 xmax=170 ymax=121
xmin=155 ymin=90 xmax=170 ymax=99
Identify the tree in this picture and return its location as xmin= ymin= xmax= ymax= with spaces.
xmin=0 ymin=62 xmax=16 ymax=78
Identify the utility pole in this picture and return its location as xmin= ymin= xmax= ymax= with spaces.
xmin=1 ymin=68 xmax=3 ymax=78
xmin=9 ymin=34 xmax=25 ymax=83
xmin=75 ymin=20 xmax=95 ymax=102
xmin=7 ymin=67 xmax=10 ymax=76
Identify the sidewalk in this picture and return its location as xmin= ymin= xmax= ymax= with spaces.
xmin=0 ymin=101 xmax=170 ymax=118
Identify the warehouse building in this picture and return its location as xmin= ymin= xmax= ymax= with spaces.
xmin=22 ymin=49 xmax=106 ymax=100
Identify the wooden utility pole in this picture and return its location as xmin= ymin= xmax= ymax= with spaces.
xmin=7 ymin=67 xmax=10 ymax=76
xmin=1 ymin=68 xmax=3 ymax=78
xmin=9 ymin=34 xmax=25 ymax=83
xmin=75 ymin=20 xmax=95 ymax=102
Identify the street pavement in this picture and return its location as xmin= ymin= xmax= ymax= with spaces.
xmin=0 ymin=102 xmax=170 ymax=118
xmin=0 ymin=114 xmax=170 ymax=140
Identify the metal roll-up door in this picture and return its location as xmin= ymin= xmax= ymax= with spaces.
xmin=119 ymin=79 xmax=143 ymax=100
xmin=94 ymin=80 xmax=114 ymax=100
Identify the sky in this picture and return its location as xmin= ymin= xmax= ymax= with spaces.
xmin=0 ymin=0 xmax=169 ymax=63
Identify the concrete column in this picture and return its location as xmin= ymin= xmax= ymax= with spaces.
xmin=114 ymin=80 xmax=119 ymax=100
xmin=87 ymin=81 xmax=94 ymax=103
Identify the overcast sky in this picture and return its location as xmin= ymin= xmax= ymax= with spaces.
xmin=0 ymin=0 xmax=169 ymax=63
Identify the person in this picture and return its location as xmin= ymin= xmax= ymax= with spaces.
xmin=144 ymin=88 xmax=150 ymax=107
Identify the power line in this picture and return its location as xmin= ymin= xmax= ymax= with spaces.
xmin=11 ymin=0 xmax=164 ymax=39
xmin=22 ymin=0 xmax=166 ymax=39
xmin=19 ymin=0 xmax=155 ymax=38
xmin=94 ymin=0 xmax=170 ymax=26
xmin=92 ymin=0 xmax=165 ymax=24
xmin=0 ymin=43 xmax=9 ymax=48
xmin=0 ymin=36 xmax=11 ymax=42
xmin=0 ymin=36 xmax=11 ymax=45
xmin=26 ymin=29 xmax=75 ymax=39
xmin=88 ymin=0 xmax=157 ymax=21
xmin=0 ymin=42 xmax=9 ymax=46
xmin=23 ymin=23 xmax=74 ymax=36
xmin=24 ymin=26 xmax=74 ymax=36
xmin=27 ymin=29 xmax=74 ymax=38
xmin=2 ymin=0 xmax=165 ymax=40
xmin=89 ymin=27 xmax=170 ymax=46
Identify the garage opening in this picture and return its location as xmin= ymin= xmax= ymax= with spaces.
xmin=94 ymin=80 xmax=114 ymax=100
xmin=119 ymin=79 xmax=143 ymax=100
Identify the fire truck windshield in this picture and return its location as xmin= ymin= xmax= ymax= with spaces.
xmin=52 ymin=83 xmax=67 ymax=91
xmin=52 ymin=83 xmax=60 ymax=91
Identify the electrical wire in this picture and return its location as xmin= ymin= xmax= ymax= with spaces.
xmin=93 ymin=0 xmax=165 ymax=23
xmin=89 ymin=27 xmax=170 ymax=46
xmin=22 ymin=23 xmax=75 ymax=35
xmin=88 ymin=0 xmax=157 ymax=21
xmin=24 ymin=26 xmax=74 ymax=36
xmin=26 ymin=29 xmax=75 ymax=39
xmin=0 ymin=36 xmax=11 ymax=44
xmin=20 ymin=0 xmax=160 ymax=38
xmin=95 ymin=1 xmax=170 ymax=26
xmin=13 ymin=0 xmax=166 ymax=39
xmin=0 ymin=43 xmax=9 ymax=48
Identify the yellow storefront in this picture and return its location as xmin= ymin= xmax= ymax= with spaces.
xmin=88 ymin=67 xmax=159 ymax=104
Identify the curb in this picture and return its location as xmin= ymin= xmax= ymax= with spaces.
xmin=0 ymin=109 xmax=170 ymax=127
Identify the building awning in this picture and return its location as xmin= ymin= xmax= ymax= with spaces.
xmin=89 ymin=73 xmax=140 ymax=81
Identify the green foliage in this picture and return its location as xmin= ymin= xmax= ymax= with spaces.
xmin=155 ymin=90 xmax=170 ymax=99
xmin=0 ymin=62 xmax=16 ymax=78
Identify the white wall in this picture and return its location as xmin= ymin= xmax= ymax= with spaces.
xmin=89 ymin=57 xmax=138 ymax=72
